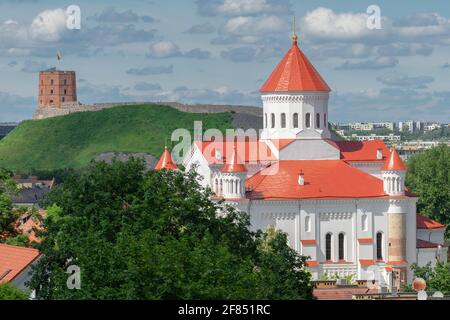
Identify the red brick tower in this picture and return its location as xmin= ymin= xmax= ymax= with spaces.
xmin=38 ymin=68 xmax=77 ymax=108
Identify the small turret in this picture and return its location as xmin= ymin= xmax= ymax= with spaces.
xmin=220 ymin=145 xmax=247 ymax=199
xmin=155 ymin=146 xmax=178 ymax=170
xmin=381 ymin=148 xmax=406 ymax=196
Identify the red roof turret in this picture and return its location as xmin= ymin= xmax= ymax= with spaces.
xmin=260 ymin=35 xmax=330 ymax=93
xmin=221 ymin=145 xmax=246 ymax=173
xmin=381 ymin=148 xmax=406 ymax=171
xmin=155 ymin=146 xmax=178 ymax=170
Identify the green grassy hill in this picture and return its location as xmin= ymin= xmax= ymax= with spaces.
xmin=0 ymin=104 xmax=233 ymax=171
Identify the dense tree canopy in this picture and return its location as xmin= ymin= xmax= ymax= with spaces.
xmin=406 ymin=145 xmax=450 ymax=237
xmin=0 ymin=168 xmax=18 ymax=238
xmin=410 ymin=262 xmax=450 ymax=295
xmin=30 ymin=158 xmax=313 ymax=299
xmin=0 ymin=283 xmax=30 ymax=300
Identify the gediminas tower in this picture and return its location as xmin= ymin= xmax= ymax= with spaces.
xmin=38 ymin=68 xmax=77 ymax=108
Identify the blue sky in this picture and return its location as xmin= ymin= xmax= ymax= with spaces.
xmin=0 ymin=0 xmax=449 ymax=122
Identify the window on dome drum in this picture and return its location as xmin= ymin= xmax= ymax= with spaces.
xmin=305 ymin=113 xmax=311 ymax=128
xmin=265 ymin=113 xmax=267 ymax=128
xmin=62 ymin=97 xmax=65 ymax=102
xmin=281 ymin=113 xmax=286 ymax=128
xmin=305 ymin=216 xmax=311 ymax=232
xmin=338 ymin=233 xmax=345 ymax=260
xmin=50 ymin=79 xmax=54 ymax=85
xmin=316 ymin=113 xmax=320 ymax=128
xmin=271 ymin=113 xmax=275 ymax=128
xmin=324 ymin=114 xmax=327 ymax=128
xmin=293 ymin=113 xmax=299 ymax=128
xmin=362 ymin=214 xmax=368 ymax=231
xmin=325 ymin=233 xmax=332 ymax=261
xmin=376 ymin=232 xmax=383 ymax=260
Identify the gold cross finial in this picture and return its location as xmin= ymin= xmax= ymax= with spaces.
xmin=292 ymin=16 xmax=298 ymax=45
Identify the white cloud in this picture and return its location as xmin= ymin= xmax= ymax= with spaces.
xmin=336 ymin=57 xmax=398 ymax=70
xmin=223 ymin=15 xmax=285 ymax=36
xmin=29 ymin=8 xmax=67 ymax=42
xmin=217 ymin=0 xmax=291 ymax=16
xmin=147 ymin=41 xmax=182 ymax=58
xmin=301 ymin=7 xmax=374 ymax=41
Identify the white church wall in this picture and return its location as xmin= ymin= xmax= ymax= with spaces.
xmin=183 ymin=144 xmax=212 ymax=188
xmin=348 ymin=162 xmax=384 ymax=179
xmin=278 ymin=139 xmax=340 ymax=160
xmin=417 ymin=228 xmax=445 ymax=245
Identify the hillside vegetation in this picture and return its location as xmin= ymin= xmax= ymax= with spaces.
xmin=0 ymin=104 xmax=233 ymax=171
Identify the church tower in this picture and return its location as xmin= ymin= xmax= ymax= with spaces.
xmin=220 ymin=145 xmax=247 ymax=199
xmin=260 ymin=20 xmax=331 ymax=141
xmin=381 ymin=148 xmax=406 ymax=196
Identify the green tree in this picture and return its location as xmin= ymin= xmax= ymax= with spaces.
xmin=0 ymin=168 xmax=18 ymax=236
xmin=406 ymin=145 xmax=450 ymax=237
xmin=0 ymin=283 xmax=30 ymax=300
xmin=30 ymin=158 xmax=313 ymax=299
xmin=410 ymin=262 xmax=450 ymax=294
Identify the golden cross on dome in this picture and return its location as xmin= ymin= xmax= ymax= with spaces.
xmin=292 ymin=16 xmax=298 ymax=44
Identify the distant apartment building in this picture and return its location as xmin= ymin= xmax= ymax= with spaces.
xmin=349 ymin=122 xmax=374 ymax=131
xmin=395 ymin=141 xmax=450 ymax=160
xmin=348 ymin=122 xmax=395 ymax=131
xmin=349 ymin=133 xmax=401 ymax=142
xmin=424 ymin=123 xmax=441 ymax=132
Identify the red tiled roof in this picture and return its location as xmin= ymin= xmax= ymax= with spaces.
xmin=195 ymin=140 xmax=276 ymax=164
xmin=335 ymin=140 xmax=390 ymax=162
xmin=301 ymin=240 xmax=316 ymax=245
xmin=416 ymin=213 xmax=445 ymax=229
xmin=269 ymin=139 xmax=296 ymax=150
xmin=417 ymin=239 xmax=442 ymax=249
xmin=246 ymin=160 xmax=386 ymax=200
xmin=222 ymin=145 xmax=246 ymax=173
xmin=381 ymin=148 xmax=406 ymax=171
xmin=358 ymin=238 xmax=373 ymax=244
xmin=260 ymin=39 xmax=330 ymax=93
xmin=306 ymin=260 xmax=318 ymax=267
xmin=385 ymin=266 xmax=393 ymax=272
xmin=0 ymin=244 xmax=40 ymax=283
xmin=313 ymin=288 xmax=378 ymax=300
xmin=15 ymin=209 xmax=45 ymax=243
xmin=155 ymin=146 xmax=178 ymax=170
xmin=359 ymin=259 xmax=374 ymax=266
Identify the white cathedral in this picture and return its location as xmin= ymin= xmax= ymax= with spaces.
xmin=156 ymin=32 xmax=448 ymax=289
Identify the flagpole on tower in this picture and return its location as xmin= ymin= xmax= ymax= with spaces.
xmin=56 ymin=50 xmax=62 ymax=70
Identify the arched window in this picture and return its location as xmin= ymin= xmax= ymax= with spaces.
xmin=281 ymin=113 xmax=286 ymax=128
xmin=271 ymin=113 xmax=275 ymax=128
xmin=338 ymin=233 xmax=345 ymax=260
xmin=324 ymin=114 xmax=327 ymax=128
xmin=264 ymin=113 xmax=267 ymax=128
xmin=305 ymin=216 xmax=311 ymax=232
xmin=293 ymin=113 xmax=299 ymax=128
xmin=376 ymin=232 xmax=383 ymax=260
xmin=305 ymin=113 xmax=311 ymax=128
xmin=325 ymin=233 xmax=332 ymax=261
xmin=361 ymin=214 xmax=368 ymax=231
xmin=316 ymin=113 xmax=321 ymax=128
